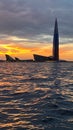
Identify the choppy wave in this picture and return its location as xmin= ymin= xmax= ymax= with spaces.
xmin=0 ymin=62 xmax=73 ymax=130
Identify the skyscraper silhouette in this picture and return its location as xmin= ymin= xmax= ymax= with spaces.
xmin=53 ymin=18 xmax=59 ymax=61
xmin=33 ymin=18 xmax=60 ymax=62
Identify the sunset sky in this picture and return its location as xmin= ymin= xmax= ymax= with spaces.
xmin=0 ymin=0 xmax=73 ymax=60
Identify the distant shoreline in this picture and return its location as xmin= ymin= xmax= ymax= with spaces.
xmin=0 ymin=60 xmax=73 ymax=63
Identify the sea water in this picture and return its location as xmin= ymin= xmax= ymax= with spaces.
xmin=0 ymin=62 xmax=73 ymax=130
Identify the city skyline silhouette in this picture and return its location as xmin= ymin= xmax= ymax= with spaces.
xmin=0 ymin=18 xmax=72 ymax=62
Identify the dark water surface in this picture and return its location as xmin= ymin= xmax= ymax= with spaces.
xmin=0 ymin=62 xmax=73 ymax=130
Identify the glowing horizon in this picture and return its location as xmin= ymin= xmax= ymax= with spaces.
xmin=0 ymin=38 xmax=73 ymax=61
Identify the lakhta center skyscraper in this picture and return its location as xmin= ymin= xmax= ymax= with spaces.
xmin=33 ymin=18 xmax=60 ymax=62
xmin=53 ymin=18 xmax=59 ymax=61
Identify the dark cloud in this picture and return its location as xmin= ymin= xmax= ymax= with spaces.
xmin=0 ymin=0 xmax=73 ymax=43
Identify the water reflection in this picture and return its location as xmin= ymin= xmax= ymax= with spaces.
xmin=0 ymin=62 xmax=73 ymax=129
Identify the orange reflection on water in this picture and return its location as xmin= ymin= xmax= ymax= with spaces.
xmin=0 ymin=120 xmax=30 ymax=128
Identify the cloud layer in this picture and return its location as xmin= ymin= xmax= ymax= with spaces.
xmin=0 ymin=0 xmax=73 ymax=43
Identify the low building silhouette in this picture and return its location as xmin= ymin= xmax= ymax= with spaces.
xmin=15 ymin=57 xmax=21 ymax=61
xmin=33 ymin=54 xmax=53 ymax=62
xmin=5 ymin=54 xmax=15 ymax=62
xmin=5 ymin=55 xmax=33 ymax=62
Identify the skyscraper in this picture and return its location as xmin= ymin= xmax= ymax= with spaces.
xmin=33 ymin=18 xmax=60 ymax=62
xmin=53 ymin=18 xmax=59 ymax=61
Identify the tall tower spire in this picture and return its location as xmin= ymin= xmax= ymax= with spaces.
xmin=53 ymin=18 xmax=59 ymax=61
